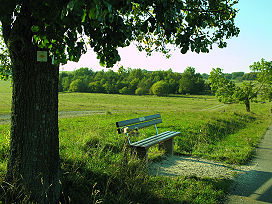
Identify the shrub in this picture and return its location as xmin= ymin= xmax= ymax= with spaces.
xmin=135 ymin=87 xmax=148 ymax=95
xmin=89 ymin=81 xmax=105 ymax=93
xmin=119 ymin=87 xmax=131 ymax=95
xmin=69 ymin=79 xmax=88 ymax=92
xmin=150 ymin=81 xmax=169 ymax=96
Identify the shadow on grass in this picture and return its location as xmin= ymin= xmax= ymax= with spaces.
xmin=60 ymin=155 xmax=188 ymax=204
xmin=0 ymin=152 xmax=232 ymax=203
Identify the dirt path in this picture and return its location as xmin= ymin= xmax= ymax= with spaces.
xmin=0 ymin=110 xmax=106 ymax=124
xmin=0 ymin=104 xmax=226 ymax=124
xmin=225 ymin=125 xmax=272 ymax=203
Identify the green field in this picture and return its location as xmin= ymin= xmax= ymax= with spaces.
xmin=0 ymin=79 xmax=271 ymax=203
xmin=0 ymin=80 xmax=11 ymax=114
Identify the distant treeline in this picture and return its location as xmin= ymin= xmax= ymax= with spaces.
xmin=225 ymin=72 xmax=257 ymax=81
xmin=59 ymin=67 xmax=257 ymax=96
xmin=201 ymin=71 xmax=257 ymax=81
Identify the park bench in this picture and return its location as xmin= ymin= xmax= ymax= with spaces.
xmin=116 ymin=114 xmax=180 ymax=160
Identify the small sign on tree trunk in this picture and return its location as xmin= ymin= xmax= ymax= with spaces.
xmin=37 ymin=51 xmax=47 ymax=62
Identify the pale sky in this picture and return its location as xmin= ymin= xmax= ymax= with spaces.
xmin=62 ymin=0 xmax=272 ymax=74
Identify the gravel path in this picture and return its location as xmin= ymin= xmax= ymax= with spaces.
xmin=149 ymin=155 xmax=255 ymax=179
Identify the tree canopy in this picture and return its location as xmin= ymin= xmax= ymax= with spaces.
xmin=1 ymin=0 xmax=239 ymax=75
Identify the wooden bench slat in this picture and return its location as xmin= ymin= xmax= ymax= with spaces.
xmin=131 ymin=131 xmax=180 ymax=148
xmin=142 ymin=132 xmax=180 ymax=148
xmin=116 ymin=113 xmax=161 ymax=127
xmin=131 ymin=131 xmax=171 ymax=146
xmin=125 ymin=119 xmax=162 ymax=132
xmin=134 ymin=131 xmax=179 ymax=147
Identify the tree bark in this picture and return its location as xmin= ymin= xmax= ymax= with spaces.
xmin=245 ymin=100 xmax=250 ymax=112
xmin=4 ymin=6 xmax=61 ymax=204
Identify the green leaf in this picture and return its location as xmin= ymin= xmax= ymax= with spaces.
xmin=31 ymin=25 xmax=40 ymax=33
xmin=44 ymin=38 xmax=49 ymax=44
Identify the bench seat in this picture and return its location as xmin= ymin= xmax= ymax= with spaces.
xmin=131 ymin=131 xmax=180 ymax=148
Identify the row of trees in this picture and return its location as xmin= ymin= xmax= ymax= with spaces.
xmin=201 ymin=72 xmax=257 ymax=81
xmin=60 ymin=60 xmax=270 ymax=112
xmin=59 ymin=66 xmax=259 ymax=97
xmin=59 ymin=67 xmax=209 ymax=96
xmin=222 ymin=72 xmax=257 ymax=81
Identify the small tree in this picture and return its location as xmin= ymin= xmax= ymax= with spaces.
xmin=250 ymin=59 xmax=272 ymax=100
xmin=209 ymin=68 xmax=258 ymax=112
xmin=250 ymin=59 xmax=272 ymax=112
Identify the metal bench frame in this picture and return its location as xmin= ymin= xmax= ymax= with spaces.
xmin=116 ymin=114 xmax=180 ymax=160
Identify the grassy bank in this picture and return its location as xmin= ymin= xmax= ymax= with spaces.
xmin=0 ymin=84 xmax=271 ymax=202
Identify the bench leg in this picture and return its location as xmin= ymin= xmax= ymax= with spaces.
xmin=159 ymin=138 xmax=173 ymax=156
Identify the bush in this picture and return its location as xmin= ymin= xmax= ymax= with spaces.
xmin=119 ymin=87 xmax=131 ymax=95
xmin=135 ymin=87 xmax=148 ymax=95
xmin=150 ymin=80 xmax=169 ymax=96
xmin=69 ymin=79 xmax=88 ymax=92
xmin=89 ymin=81 xmax=105 ymax=93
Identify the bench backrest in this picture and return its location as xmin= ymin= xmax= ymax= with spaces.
xmin=116 ymin=114 xmax=162 ymax=134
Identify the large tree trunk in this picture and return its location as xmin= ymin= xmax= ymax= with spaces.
xmin=4 ymin=7 xmax=61 ymax=204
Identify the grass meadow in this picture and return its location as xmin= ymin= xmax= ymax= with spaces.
xmin=0 ymin=80 xmax=12 ymax=114
xmin=0 ymin=79 xmax=271 ymax=203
